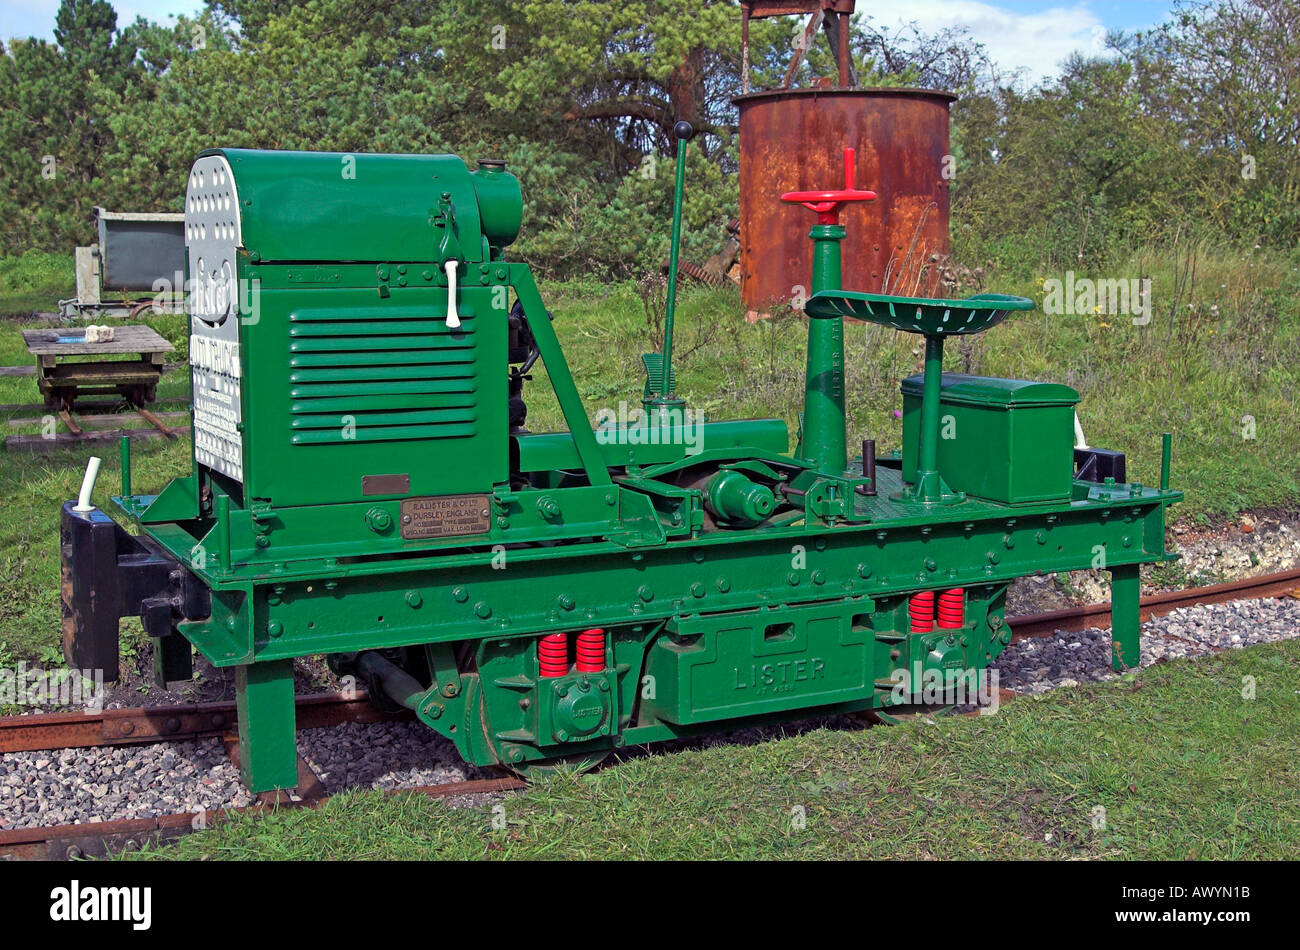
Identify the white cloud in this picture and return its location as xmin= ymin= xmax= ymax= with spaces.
xmin=868 ymin=0 xmax=1111 ymax=86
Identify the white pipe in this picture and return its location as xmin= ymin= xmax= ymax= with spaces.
xmin=1073 ymin=411 xmax=1089 ymax=450
xmin=74 ymin=456 xmax=102 ymax=512
xmin=444 ymin=260 xmax=461 ymax=329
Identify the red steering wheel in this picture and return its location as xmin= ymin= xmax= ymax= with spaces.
xmin=780 ymin=148 xmax=876 ymax=224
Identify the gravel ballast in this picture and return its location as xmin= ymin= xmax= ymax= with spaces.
xmin=990 ymin=598 xmax=1300 ymax=694
xmin=4 ymin=595 xmax=1299 ymax=831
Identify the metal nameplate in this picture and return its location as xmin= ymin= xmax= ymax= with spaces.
xmin=362 ymin=473 xmax=410 ymax=496
xmin=400 ymin=494 xmax=491 ymax=540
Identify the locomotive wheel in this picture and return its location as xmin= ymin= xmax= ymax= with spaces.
xmin=862 ymin=702 xmax=955 ymax=725
xmin=504 ymin=749 xmax=611 ymax=779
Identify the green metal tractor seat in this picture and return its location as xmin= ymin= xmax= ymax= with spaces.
xmin=806 ymin=290 xmax=1035 ymax=504
xmin=804 ymin=291 xmax=1032 ymax=334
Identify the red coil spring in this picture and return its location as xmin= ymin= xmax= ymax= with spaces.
xmin=908 ymin=591 xmax=935 ymax=633
xmin=575 ymin=628 xmax=607 ymax=673
xmin=538 ymin=633 xmax=569 ymax=678
xmin=937 ymin=588 xmax=965 ymax=629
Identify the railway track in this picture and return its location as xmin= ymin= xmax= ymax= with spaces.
xmin=1006 ymin=566 xmax=1300 ymax=640
xmin=3 ymin=566 xmax=1298 ymax=860
xmin=2 ymin=395 xmax=193 ymax=452
xmin=0 ymin=775 xmax=527 ymax=860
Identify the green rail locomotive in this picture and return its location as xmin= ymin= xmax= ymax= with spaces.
xmin=62 ymin=129 xmax=1180 ymax=791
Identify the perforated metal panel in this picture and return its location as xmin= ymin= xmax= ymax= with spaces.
xmin=185 ymin=154 xmax=245 ymax=482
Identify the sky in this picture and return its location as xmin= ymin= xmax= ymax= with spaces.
xmin=1 ymin=0 xmax=1178 ymax=85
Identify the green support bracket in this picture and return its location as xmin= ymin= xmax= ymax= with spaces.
xmin=1109 ymin=562 xmax=1141 ymax=671
xmin=510 ymin=264 xmax=612 ymax=487
xmin=236 ymin=659 xmax=298 ymax=793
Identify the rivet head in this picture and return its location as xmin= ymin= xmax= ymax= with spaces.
xmin=857 ymin=563 xmax=871 ymax=578
xmin=475 ymin=601 xmax=492 ymax=619
xmin=558 ymin=593 xmax=575 ymax=610
xmin=812 ymin=570 xmax=826 ymax=585
xmin=691 ymin=582 xmax=705 ymax=598
xmin=453 ymin=586 xmax=469 ymax=603
xmin=267 ymin=620 xmax=283 ymax=638
xmin=716 ymin=577 xmax=731 ymax=593
xmin=405 ymin=590 xmax=423 ymax=608
xmin=638 ymin=585 xmax=654 ymax=602
xmin=787 ymin=572 xmax=800 ymax=586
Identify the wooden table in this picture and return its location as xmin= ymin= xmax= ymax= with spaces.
xmin=21 ymin=325 xmax=176 ymax=409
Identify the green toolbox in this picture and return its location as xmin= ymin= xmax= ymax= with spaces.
xmin=901 ymin=373 xmax=1080 ymax=505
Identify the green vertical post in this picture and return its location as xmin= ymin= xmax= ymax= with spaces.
xmin=236 ymin=659 xmax=298 ymax=792
xmin=1160 ymin=432 xmax=1172 ymax=491
xmin=658 ymin=122 xmax=693 ymax=402
xmin=214 ymin=493 xmax=231 ymax=572
xmin=802 ymin=224 xmax=847 ymax=474
xmin=915 ymin=334 xmax=946 ymax=502
xmin=119 ymin=435 xmax=131 ymax=498
xmin=1109 ymin=563 xmax=1141 ymax=671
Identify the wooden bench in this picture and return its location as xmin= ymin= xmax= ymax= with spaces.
xmin=22 ymin=325 xmax=176 ymax=409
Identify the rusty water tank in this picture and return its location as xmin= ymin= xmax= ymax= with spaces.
xmin=734 ymin=87 xmax=955 ymax=315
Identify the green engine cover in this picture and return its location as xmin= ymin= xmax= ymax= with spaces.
xmin=197 ymin=147 xmax=521 ymax=264
xmin=183 ymin=148 xmax=523 ymax=509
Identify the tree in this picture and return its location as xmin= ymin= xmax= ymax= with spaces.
xmin=0 ymin=0 xmax=142 ymax=252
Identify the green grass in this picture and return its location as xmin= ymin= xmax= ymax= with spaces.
xmin=0 ymin=297 xmax=193 ymax=666
xmin=130 ymin=640 xmax=1300 ymax=860
xmin=0 ymin=251 xmax=73 ymax=315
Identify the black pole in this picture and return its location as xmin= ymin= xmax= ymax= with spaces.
xmin=861 ymin=438 xmax=876 ymax=495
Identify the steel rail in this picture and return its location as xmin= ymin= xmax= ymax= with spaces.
xmin=0 ymin=774 xmax=526 ymax=860
xmin=1007 ymin=567 xmax=1300 ymax=641
xmin=0 ymin=691 xmax=409 ymax=756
